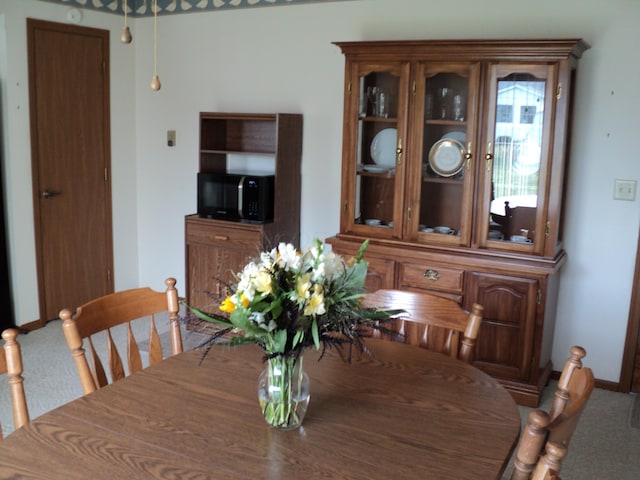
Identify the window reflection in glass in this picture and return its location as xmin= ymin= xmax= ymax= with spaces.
xmin=490 ymin=73 xmax=545 ymax=242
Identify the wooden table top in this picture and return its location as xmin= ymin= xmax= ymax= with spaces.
xmin=0 ymin=339 xmax=520 ymax=479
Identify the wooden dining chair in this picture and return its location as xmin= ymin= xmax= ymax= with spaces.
xmin=530 ymin=442 xmax=567 ymax=480
xmin=362 ymin=289 xmax=484 ymax=363
xmin=510 ymin=346 xmax=595 ymax=480
xmin=0 ymin=329 xmax=30 ymax=440
xmin=59 ymin=277 xmax=183 ymax=395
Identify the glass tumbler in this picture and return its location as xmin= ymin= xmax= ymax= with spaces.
xmin=437 ymin=87 xmax=452 ymax=119
xmin=453 ymin=94 xmax=465 ymax=121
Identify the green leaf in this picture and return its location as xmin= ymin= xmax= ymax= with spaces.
xmin=229 ymin=310 xmax=262 ymax=336
xmin=186 ymin=305 xmax=234 ymax=328
xmin=311 ymin=318 xmax=320 ymax=349
xmin=346 ymin=261 xmax=368 ymax=289
xmin=358 ymin=308 xmax=406 ymax=320
xmin=354 ymin=239 xmax=370 ymax=263
xmin=272 ymin=328 xmax=288 ymax=353
xmin=292 ymin=330 xmax=303 ymax=348
xmin=270 ymin=299 xmax=283 ymax=319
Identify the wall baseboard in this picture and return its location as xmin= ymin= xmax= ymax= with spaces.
xmin=550 ymin=369 xmax=622 ymax=392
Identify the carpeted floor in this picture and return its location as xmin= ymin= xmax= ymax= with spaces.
xmin=501 ymin=381 xmax=640 ymax=479
xmin=2 ymin=319 xmax=640 ymax=479
xmin=630 ymin=395 xmax=640 ymax=429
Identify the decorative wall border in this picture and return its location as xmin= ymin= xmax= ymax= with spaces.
xmin=37 ymin=0 xmax=351 ymax=17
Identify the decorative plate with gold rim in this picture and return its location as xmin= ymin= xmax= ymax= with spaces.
xmin=428 ymin=138 xmax=464 ymax=177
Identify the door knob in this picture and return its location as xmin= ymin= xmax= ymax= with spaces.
xmin=41 ymin=189 xmax=61 ymax=199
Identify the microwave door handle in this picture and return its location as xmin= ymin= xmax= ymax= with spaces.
xmin=237 ymin=176 xmax=245 ymax=218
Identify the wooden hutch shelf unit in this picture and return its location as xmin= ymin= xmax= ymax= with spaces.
xmin=186 ymin=112 xmax=302 ymax=311
xmin=326 ymin=39 xmax=589 ymax=406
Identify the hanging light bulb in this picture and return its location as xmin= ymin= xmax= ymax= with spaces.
xmin=150 ymin=0 xmax=161 ymax=90
xmin=120 ymin=0 xmax=132 ymax=44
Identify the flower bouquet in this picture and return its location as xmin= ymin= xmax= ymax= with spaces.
xmin=186 ymin=238 xmax=401 ymax=429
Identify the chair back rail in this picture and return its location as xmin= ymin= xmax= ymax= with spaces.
xmin=1 ymin=329 xmax=30 ymax=440
xmin=60 ymin=278 xmax=182 ymax=395
xmin=363 ymin=289 xmax=483 ymax=363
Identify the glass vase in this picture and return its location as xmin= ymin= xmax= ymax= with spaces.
xmin=257 ymin=354 xmax=310 ymax=430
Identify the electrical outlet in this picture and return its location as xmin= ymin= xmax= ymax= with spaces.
xmin=167 ymin=130 xmax=176 ymax=147
xmin=614 ymin=179 xmax=637 ymax=201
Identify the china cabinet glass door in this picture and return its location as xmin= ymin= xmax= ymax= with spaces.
xmin=410 ymin=63 xmax=479 ymax=246
xmin=480 ymin=64 xmax=556 ymax=252
xmin=343 ymin=63 xmax=409 ymax=237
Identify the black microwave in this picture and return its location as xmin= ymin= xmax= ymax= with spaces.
xmin=197 ymin=172 xmax=274 ymax=223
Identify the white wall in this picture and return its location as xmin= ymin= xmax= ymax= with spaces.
xmin=1 ymin=0 xmax=639 ymax=384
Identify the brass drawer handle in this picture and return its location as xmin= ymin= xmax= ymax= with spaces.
xmin=213 ymin=235 xmax=229 ymax=241
xmin=423 ymin=269 xmax=440 ymax=281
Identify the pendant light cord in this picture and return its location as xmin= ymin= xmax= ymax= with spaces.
xmin=153 ymin=0 xmax=158 ymax=77
xmin=149 ymin=0 xmax=161 ymax=90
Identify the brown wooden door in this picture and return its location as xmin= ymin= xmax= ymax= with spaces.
xmin=27 ymin=19 xmax=113 ymax=324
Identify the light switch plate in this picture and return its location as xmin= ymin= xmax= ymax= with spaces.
xmin=614 ymin=179 xmax=637 ymax=201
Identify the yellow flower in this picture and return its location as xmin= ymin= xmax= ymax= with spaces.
xmin=304 ymin=284 xmax=326 ymax=316
xmin=254 ymin=270 xmax=273 ymax=295
xmin=295 ymin=273 xmax=312 ymax=303
xmin=240 ymin=293 xmax=250 ymax=307
xmin=219 ymin=296 xmax=236 ymax=313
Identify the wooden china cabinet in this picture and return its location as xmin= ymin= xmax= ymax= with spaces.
xmin=185 ymin=113 xmax=302 ymax=312
xmin=326 ymin=39 xmax=589 ymax=406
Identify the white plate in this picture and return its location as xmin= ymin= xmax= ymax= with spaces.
xmin=370 ymin=128 xmax=397 ymax=168
xmin=434 ymin=226 xmax=454 ymax=235
xmin=488 ymin=230 xmax=504 ymax=240
xmin=429 ymin=138 xmax=465 ymax=177
xmin=362 ymin=165 xmax=389 ymax=173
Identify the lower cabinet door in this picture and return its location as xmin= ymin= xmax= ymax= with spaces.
xmin=186 ymin=243 xmax=256 ymax=311
xmin=466 ymin=271 xmax=538 ymax=383
xmin=364 ymin=256 xmax=396 ymax=291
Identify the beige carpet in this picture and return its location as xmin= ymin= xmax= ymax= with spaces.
xmin=501 ymin=381 xmax=640 ymax=479
xmin=631 ymin=394 xmax=640 ymax=429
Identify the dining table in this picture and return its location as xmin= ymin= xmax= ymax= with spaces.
xmin=0 ymin=338 xmax=521 ymax=479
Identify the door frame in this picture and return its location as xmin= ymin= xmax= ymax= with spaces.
xmin=620 ymin=226 xmax=640 ymax=392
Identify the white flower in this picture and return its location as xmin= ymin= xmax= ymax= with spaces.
xmin=310 ymin=250 xmax=343 ymax=282
xmin=275 ymin=243 xmax=302 ymax=271
xmin=250 ymin=312 xmax=277 ymax=332
xmin=309 ymin=243 xmax=323 ymax=261
xmin=311 ymin=262 xmax=327 ymax=282
xmin=237 ymin=262 xmax=260 ymax=301
xmin=322 ymin=251 xmax=344 ymax=279
xmin=259 ymin=251 xmax=275 ymax=269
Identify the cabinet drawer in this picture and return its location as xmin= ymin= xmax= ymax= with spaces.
xmin=398 ymin=262 xmax=463 ymax=294
xmin=186 ymin=221 xmax=262 ymax=250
